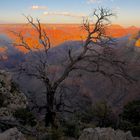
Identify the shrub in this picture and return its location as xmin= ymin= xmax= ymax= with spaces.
xmin=119 ymin=120 xmax=140 ymax=137
xmin=0 ymin=94 xmax=5 ymax=107
xmin=0 ymin=80 xmax=5 ymax=87
xmin=13 ymin=108 xmax=37 ymax=127
xmin=92 ymin=101 xmax=114 ymax=127
xmin=62 ymin=120 xmax=80 ymax=138
xmin=78 ymin=108 xmax=94 ymax=124
xmin=78 ymin=101 xmax=115 ymax=128
xmin=131 ymin=125 xmax=140 ymax=137
xmin=10 ymin=82 xmax=19 ymax=93
xmin=46 ymin=127 xmax=64 ymax=140
xmin=119 ymin=100 xmax=140 ymax=137
xmin=119 ymin=120 xmax=133 ymax=130
xmin=121 ymin=100 xmax=140 ymax=125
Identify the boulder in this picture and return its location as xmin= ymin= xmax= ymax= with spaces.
xmin=0 ymin=127 xmax=26 ymax=140
xmin=0 ymin=70 xmax=28 ymax=120
xmin=79 ymin=127 xmax=140 ymax=140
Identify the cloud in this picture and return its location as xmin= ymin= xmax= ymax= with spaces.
xmin=43 ymin=11 xmax=86 ymax=18
xmin=31 ymin=5 xmax=48 ymax=10
xmin=87 ymin=0 xmax=102 ymax=3
xmin=87 ymin=0 xmax=114 ymax=3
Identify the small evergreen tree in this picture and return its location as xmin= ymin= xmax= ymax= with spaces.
xmin=119 ymin=100 xmax=140 ymax=137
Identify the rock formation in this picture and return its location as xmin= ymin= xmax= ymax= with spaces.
xmin=79 ymin=127 xmax=140 ymax=140
xmin=0 ymin=127 xmax=26 ymax=140
xmin=0 ymin=70 xmax=28 ymax=120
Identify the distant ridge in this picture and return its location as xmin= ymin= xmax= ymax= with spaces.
xmin=0 ymin=24 xmax=140 ymax=50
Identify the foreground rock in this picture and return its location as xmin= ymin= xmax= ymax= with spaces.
xmin=79 ymin=127 xmax=140 ymax=140
xmin=0 ymin=127 xmax=26 ymax=140
xmin=0 ymin=70 xmax=28 ymax=119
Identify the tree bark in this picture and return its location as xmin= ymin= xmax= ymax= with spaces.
xmin=45 ymin=89 xmax=57 ymax=128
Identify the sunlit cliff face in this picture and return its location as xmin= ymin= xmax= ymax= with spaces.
xmin=134 ymin=32 xmax=140 ymax=47
xmin=0 ymin=24 xmax=140 ymax=53
xmin=128 ymin=31 xmax=140 ymax=47
xmin=135 ymin=38 xmax=140 ymax=47
xmin=3 ymin=24 xmax=87 ymax=53
xmin=0 ymin=46 xmax=8 ymax=60
xmin=0 ymin=46 xmax=6 ymax=52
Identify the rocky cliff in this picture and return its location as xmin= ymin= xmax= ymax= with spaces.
xmin=0 ymin=127 xmax=26 ymax=140
xmin=79 ymin=127 xmax=140 ymax=140
xmin=0 ymin=70 xmax=28 ymax=120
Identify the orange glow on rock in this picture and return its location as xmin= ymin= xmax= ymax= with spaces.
xmin=0 ymin=24 xmax=139 ymax=53
xmin=135 ymin=38 xmax=140 ymax=47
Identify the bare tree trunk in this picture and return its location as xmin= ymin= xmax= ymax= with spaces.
xmin=45 ymin=89 xmax=57 ymax=128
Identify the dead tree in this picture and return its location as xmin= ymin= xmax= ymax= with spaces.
xmin=12 ymin=7 xmax=134 ymax=128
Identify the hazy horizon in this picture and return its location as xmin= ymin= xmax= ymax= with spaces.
xmin=0 ymin=23 xmax=139 ymax=28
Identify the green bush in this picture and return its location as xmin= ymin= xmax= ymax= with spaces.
xmin=78 ymin=108 xmax=94 ymax=124
xmin=0 ymin=80 xmax=6 ymax=107
xmin=62 ymin=120 xmax=80 ymax=138
xmin=10 ymin=82 xmax=19 ymax=93
xmin=131 ymin=125 xmax=140 ymax=137
xmin=0 ymin=80 xmax=5 ymax=87
xmin=121 ymin=100 xmax=140 ymax=125
xmin=0 ymin=94 xmax=5 ymax=107
xmin=77 ymin=101 xmax=115 ymax=128
xmin=46 ymin=127 xmax=64 ymax=140
xmin=13 ymin=108 xmax=37 ymax=127
xmin=92 ymin=101 xmax=115 ymax=127
xmin=119 ymin=120 xmax=140 ymax=137
xmin=119 ymin=120 xmax=133 ymax=130
xmin=119 ymin=100 xmax=140 ymax=137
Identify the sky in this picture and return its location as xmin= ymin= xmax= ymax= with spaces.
xmin=0 ymin=0 xmax=140 ymax=27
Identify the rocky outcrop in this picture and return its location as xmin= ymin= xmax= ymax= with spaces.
xmin=0 ymin=70 xmax=28 ymax=120
xmin=79 ymin=127 xmax=140 ymax=140
xmin=0 ymin=127 xmax=26 ymax=140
